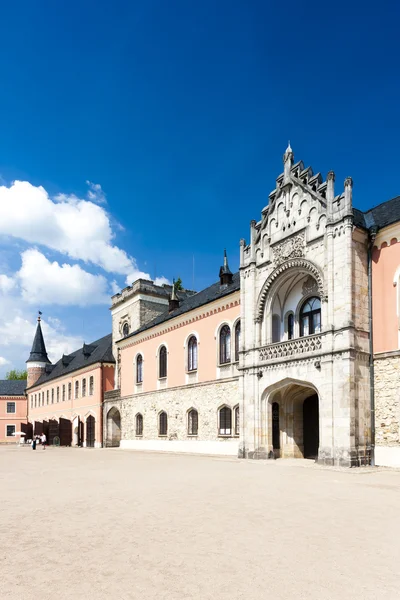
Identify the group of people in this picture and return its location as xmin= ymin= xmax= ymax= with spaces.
xmin=31 ymin=433 xmax=46 ymax=450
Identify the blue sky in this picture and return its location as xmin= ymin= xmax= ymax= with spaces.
xmin=0 ymin=0 xmax=399 ymax=374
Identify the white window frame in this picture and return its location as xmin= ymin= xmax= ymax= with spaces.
xmin=6 ymin=424 xmax=16 ymax=437
xmin=6 ymin=401 xmax=16 ymax=414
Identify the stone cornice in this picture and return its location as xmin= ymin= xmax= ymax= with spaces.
xmin=374 ymin=222 xmax=400 ymax=250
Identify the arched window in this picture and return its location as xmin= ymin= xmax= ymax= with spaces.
xmin=219 ymin=325 xmax=231 ymax=364
xmin=56 ymin=387 xmax=59 ymax=403
xmin=62 ymin=385 xmax=65 ymax=401
xmin=68 ymin=383 xmax=72 ymax=400
xmin=136 ymin=354 xmax=143 ymax=383
xmin=159 ymin=411 xmax=168 ymax=436
xmin=51 ymin=389 xmax=54 ymax=404
xmin=46 ymin=390 xmax=49 ymax=405
xmin=123 ymin=322 xmax=129 ymax=337
xmin=300 ymin=297 xmax=321 ymax=336
xmin=82 ymin=378 xmax=86 ymax=397
xmin=75 ymin=381 xmax=79 ymax=399
xmin=219 ymin=406 xmax=232 ymax=435
xmin=188 ymin=409 xmax=198 ymax=435
xmin=159 ymin=346 xmax=167 ymax=378
xmin=272 ymin=314 xmax=281 ymax=343
xmin=89 ymin=376 xmax=94 ymax=396
xmin=287 ymin=313 xmax=294 ymax=340
xmin=187 ymin=336 xmax=198 ymax=371
xmin=34 ymin=394 xmax=37 ymax=408
xmin=234 ymin=405 xmax=239 ymax=436
xmin=136 ymin=413 xmax=143 ymax=436
xmin=234 ymin=321 xmax=240 ymax=362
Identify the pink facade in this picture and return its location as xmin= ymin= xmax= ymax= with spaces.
xmin=372 ymin=234 xmax=400 ymax=353
xmin=0 ymin=395 xmax=27 ymax=443
xmin=120 ymin=300 xmax=240 ymax=397
xmin=28 ymin=364 xmax=114 ymax=447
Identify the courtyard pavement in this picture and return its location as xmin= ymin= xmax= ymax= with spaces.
xmin=1 ymin=446 xmax=400 ymax=600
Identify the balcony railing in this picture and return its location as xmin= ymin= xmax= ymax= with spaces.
xmin=259 ymin=334 xmax=322 ymax=362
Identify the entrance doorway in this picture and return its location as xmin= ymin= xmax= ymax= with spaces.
xmin=303 ymin=394 xmax=319 ymax=459
xmin=272 ymin=402 xmax=280 ymax=453
xmin=107 ymin=407 xmax=121 ymax=447
xmin=86 ymin=415 xmax=95 ymax=448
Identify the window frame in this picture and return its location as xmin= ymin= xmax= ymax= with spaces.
xmin=6 ymin=424 xmax=16 ymax=437
xmin=159 ymin=345 xmax=167 ymax=379
xmin=51 ymin=389 xmax=54 ymax=404
xmin=158 ymin=411 xmax=168 ymax=436
xmin=46 ymin=390 xmax=49 ymax=405
xmin=68 ymin=383 xmax=72 ymax=400
xmin=6 ymin=402 xmax=16 ymax=414
xmin=234 ymin=320 xmax=240 ymax=363
xmin=187 ymin=408 xmax=198 ymax=436
xmin=135 ymin=413 xmax=143 ymax=436
xmin=82 ymin=378 xmax=87 ymax=397
xmin=74 ymin=381 xmax=79 ymax=399
xmin=299 ymin=296 xmax=321 ymax=337
xmin=62 ymin=385 xmax=65 ymax=402
xmin=136 ymin=354 xmax=143 ymax=384
xmin=218 ymin=405 xmax=232 ymax=436
xmin=219 ymin=324 xmax=231 ymax=365
xmin=234 ymin=405 xmax=239 ymax=437
xmin=187 ymin=336 xmax=198 ymax=372
xmin=122 ymin=322 xmax=130 ymax=337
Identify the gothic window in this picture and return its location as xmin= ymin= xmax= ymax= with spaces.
xmin=219 ymin=406 xmax=232 ymax=436
xmin=234 ymin=321 xmax=241 ymax=362
xmin=234 ymin=405 xmax=239 ymax=436
xmin=187 ymin=336 xmax=198 ymax=371
xmin=159 ymin=346 xmax=167 ymax=378
xmin=136 ymin=354 xmax=143 ymax=383
xmin=89 ymin=376 xmax=94 ymax=396
xmin=68 ymin=383 xmax=72 ymax=400
xmin=188 ymin=409 xmax=198 ymax=435
xmin=159 ymin=411 xmax=168 ymax=436
xmin=62 ymin=385 xmax=65 ymax=402
xmin=82 ymin=378 xmax=86 ymax=397
xmin=136 ymin=413 xmax=143 ymax=436
xmin=123 ymin=322 xmax=130 ymax=337
xmin=75 ymin=381 xmax=79 ymax=399
xmin=300 ymin=297 xmax=321 ymax=336
xmin=287 ymin=313 xmax=294 ymax=340
xmin=219 ymin=325 xmax=231 ymax=365
xmin=272 ymin=314 xmax=281 ymax=343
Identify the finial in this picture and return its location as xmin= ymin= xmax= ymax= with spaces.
xmin=223 ymin=248 xmax=228 ymax=268
xmin=38 ymin=310 xmax=42 ymax=322
xmin=286 ymin=140 xmax=292 ymax=153
xmin=171 ymin=278 xmax=177 ymax=301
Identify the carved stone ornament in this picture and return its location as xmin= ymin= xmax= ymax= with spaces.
xmin=272 ymin=232 xmax=305 ymax=266
xmin=302 ymin=275 xmax=318 ymax=297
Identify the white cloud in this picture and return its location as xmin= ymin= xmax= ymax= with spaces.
xmin=86 ymin=180 xmax=107 ymax=204
xmin=0 ymin=274 xmax=15 ymax=294
xmin=17 ymin=249 xmax=110 ymax=306
xmin=0 ymin=356 xmax=10 ymax=366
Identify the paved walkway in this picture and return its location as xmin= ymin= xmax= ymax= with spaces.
xmin=1 ymin=447 xmax=400 ymax=599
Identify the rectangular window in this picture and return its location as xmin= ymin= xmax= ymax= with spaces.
xmin=6 ymin=425 xmax=15 ymax=437
xmin=68 ymin=383 xmax=72 ymax=400
xmin=51 ymin=389 xmax=54 ymax=404
xmin=7 ymin=402 xmax=16 ymax=414
xmin=30 ymin=396 xmax=33 ymax=409
xmin=46 ymin=390 xmax=49 ymax=405
xmin=89 ymin=377 xmax=94 ymax=395
xmin=57 ymin=387 xmax=60 ymax=403
xmin=75 ymin=381 xmax=79 ymax=399
xmin=34 ymin=394 xmax=37 ymax=408
xmin=42 ymin=392 xmax=44 ymax=406
xmin=82 ymin=379 xmax=86 ymax=397
xmin=62 ymin=385 xmax=65 ymax=401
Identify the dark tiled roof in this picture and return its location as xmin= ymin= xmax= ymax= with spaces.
xmin=27 ymin=320 xmax=50 ymax=363
xmin=362 ymin=196 xmax=400 ymax=231
xmin=0 ymin=380 xmax=27 ymax=396
xmin=352 ymin=208 xmax=366 ymax=229
xmin=124 ymin=272 xmax=240 ymax=340
xmin=30 ymin=334 xmax=114 ymax=389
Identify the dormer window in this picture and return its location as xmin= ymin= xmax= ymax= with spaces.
xmin=122 ymin=322 xmax=130 ymax=337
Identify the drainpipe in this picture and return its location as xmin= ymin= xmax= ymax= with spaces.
xmin=368 ymin=228 xmax=377 ymax=466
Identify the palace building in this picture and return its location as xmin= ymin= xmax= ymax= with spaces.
xmin=26 ymin=146 xmax=400 ymax=468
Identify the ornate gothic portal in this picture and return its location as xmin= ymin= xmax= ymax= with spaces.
xmin=267 ymin=384 xmax=319 ymax=459
xmin=107 ymin=407 xmax=121 ymax=447
xmin=239 ymin=145 xmax=371 ymax=467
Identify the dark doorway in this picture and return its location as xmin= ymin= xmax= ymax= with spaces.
xmin=59 ymin=418 xmax=72 ymax=446
xmin=86 ymin=415 xmax=95 ymax=448
xmin=303 ymin=394 xmax=319 ymax=459
xmin=272 ymin=402 xmax=280 ymax=451
xmin=48 ymin=419 xmax=59 ymax=445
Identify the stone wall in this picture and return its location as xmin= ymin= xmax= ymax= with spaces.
xmin=104 ymin=377 xmax=240 ymax=454
xmin=374 ymin=351 xmax=400 ymax=446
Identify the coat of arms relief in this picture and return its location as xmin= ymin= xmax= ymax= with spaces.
xmin=271 ymin=232 xmax=305 ymax=266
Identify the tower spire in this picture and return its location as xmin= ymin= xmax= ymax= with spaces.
xmin=26 ymin=312 xmax=51 ymax=388
xmin=219 ymin=249 xmax=233 ymax=286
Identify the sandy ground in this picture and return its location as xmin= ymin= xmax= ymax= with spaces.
xmin=1 ymin=447 xmax=400 ymax=600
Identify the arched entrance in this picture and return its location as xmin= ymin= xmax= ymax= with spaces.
xmin=265 ymin=380 xmax=320 ymax=461
xmin=107 ymin=407 xmax=121 ymax=447
xmin=86 ymin=415 xmax=95 ymax=448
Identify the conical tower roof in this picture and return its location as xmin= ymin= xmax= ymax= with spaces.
xmin=27 ymin=315 xmax=50 ymax=364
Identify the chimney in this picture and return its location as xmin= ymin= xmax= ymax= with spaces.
xmin=168 ymin=280 xmax=180 ymax=313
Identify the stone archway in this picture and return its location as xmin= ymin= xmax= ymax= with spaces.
xmin=107 ymin=407 xmax=121 ymax=447
xmin=263 ymin=379 xmax=320 ymax=460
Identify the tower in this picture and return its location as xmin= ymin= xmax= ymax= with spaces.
xmin=26 ymin=313 xmax=51 ymax=388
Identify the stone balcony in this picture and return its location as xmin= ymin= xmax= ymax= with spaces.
xmin=259 ymin=333 xmax=322 ymax=363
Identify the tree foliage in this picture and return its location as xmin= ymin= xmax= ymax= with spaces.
xmin=174 ymin=277 xmax=183 ymax=291
xmin=6 ymin=369 xmax=27 ymax=380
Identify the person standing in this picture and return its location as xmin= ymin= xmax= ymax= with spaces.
xmin=41 ymin=433 xmax=46 ymax=449
xmin=32 ymin=437 xmax=36 ymax=450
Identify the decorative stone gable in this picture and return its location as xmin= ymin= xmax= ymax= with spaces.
xmin=271 ymin=232 xmax=305 ymax=265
